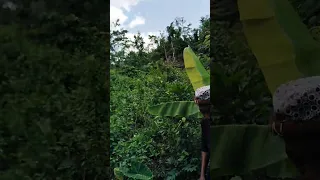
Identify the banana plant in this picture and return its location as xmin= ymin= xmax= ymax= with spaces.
xmin=184 ymin=46 xmax=210 ymax=90
xmin=148 ymin=46 xmax=297 ymax=178
xmin=238 ymin=0 xmax=320 ymax=94
xmin=147 ymin=46 xmax=210 ymax=118
xmin=137 ymin=47 xmax=208 ymax=180
xmin=209 ymin=0 xmax=320 ymax=178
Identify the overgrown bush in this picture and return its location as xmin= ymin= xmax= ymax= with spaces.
xmin=0 ymin=24 xmax=108 ymax=179
xmin=111 ymin=62 xmax=203 ymax=179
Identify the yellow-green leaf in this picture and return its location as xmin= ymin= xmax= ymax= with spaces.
xmin=272 ymin=0 xmax=320 ymax=77
xmin=238 ymin=0 xmax=302 ymax=94
xmin=183 ymin=47 xmax=210 ymax=91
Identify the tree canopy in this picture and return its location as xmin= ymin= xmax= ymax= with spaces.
xmin=0 ymin=1 xmax=108 ymax=179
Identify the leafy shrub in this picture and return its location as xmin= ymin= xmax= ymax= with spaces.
xmin=111 ymin=62 xmax=202 ymax=179
xmin=0 ymin=25 xmax=108 ymax=179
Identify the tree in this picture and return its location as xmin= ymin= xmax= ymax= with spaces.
xmin=0 ymin=0 xmax=109 ymax=179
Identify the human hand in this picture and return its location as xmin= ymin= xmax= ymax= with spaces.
xmin=194 ymin=97 xmax=199 ymax=104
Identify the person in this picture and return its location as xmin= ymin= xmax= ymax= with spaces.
xmin=194 ymin=85 xmax=211 ymax=180
xmin=270 ymin=76 xmax=320 ymax=180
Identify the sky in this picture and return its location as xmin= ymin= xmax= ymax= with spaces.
xmin=110 ymin=0 xmax=209 ymax=48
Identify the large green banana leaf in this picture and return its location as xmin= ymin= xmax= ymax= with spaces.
xmin=239 ymin=0 xmax=320 ymax=94
xmin=238 ymin=0 xmax=303 ymax=94
xmin=147 ymin=101 xmax=201 ymax=117
xmin=183 ymin=47 xmax=210 ymax=91
xmin=210 ymin=125 xmax=298 ymax=178
xmin=272 ymin=0 xmax=320 ymax=77
xmin=213 ymin=0 xmax=309 ymax=177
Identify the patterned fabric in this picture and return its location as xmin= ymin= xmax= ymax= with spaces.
xmin=195 ymin=85 xmax=210 ymax=100
xmin=273 ymin=76 xmax=320 ymax=121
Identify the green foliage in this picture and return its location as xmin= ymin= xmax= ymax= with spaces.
xmin=148 ymin=101 xmax=201 ymax=118
xmin=272 ymin=0 xmax=320 ymax=77
xmin=111 ymin=63 xmax=200 ymax=179
xmin=111 ymin=16 xmax=210 ymax=179
xmin=211 ymin=0 xmax=320 ymax=179
xmin=146 ymin=46 xmax=210 ymax=122
xmin=115 ymin=162 xmax=153 ymax=180
xmin=209 ymin=125 xmax=298 ymax=178
xmin=0 ymin=1 xmax=108 ymax=179
xmin=211 ymin=15 xmax=271 ymax=125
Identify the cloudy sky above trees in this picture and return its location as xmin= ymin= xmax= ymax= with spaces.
xmin=110 ymin=0 xmax=209 ymax=46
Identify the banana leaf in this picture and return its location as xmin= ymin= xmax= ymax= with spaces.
xmin=147 ymin=101 xmax=201 ymax=117
xmin=238 ymin=0 xmax=302 ymax=94
xmin=183 ymin=47 xmax=210 ymax=91
xmin=272 ymin=0 xmax=320 ymax=77
xmin=210 ymin=125 xmax=298 ymax=178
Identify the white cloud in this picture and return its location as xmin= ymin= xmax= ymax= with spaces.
xmin=110 ymin=0 xmax=158 ymax=51
xmin=110 ymin=6 xmax=128 ymax=26
xmin=128 ymin=16 xmax=146 ymax=29
xmin=110 ymin=0 xmax=142 ymax=12
xmin=110 ymin=0 xmax=145 ymax=28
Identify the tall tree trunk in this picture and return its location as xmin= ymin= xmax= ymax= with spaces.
xmin=171 ymin=41 xmax=176 ymax=61
xmin=163 ymin=45 xmax=169 ymax=62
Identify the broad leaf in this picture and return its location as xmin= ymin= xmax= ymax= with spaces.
xmin=147 ymin=101 xmax=200 ymax=117
xmin=183 ymin=46 xmax=210 ymax=91
xmin=272 ymin=0 xmax=320 ymax=77
xmin=238 ymin=0 xmax=302 ymax=94
xmin=119 ymin=162 xmax=153 ymax=180
xmin=210 ymin=125 xmax=298 ymax=178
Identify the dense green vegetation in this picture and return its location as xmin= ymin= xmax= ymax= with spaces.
xmin=110 ymin=17 xmax=210 ymax=179
xmin=211 ymin=0 xmax=320 ymax=123
xmin=111 ymin=0 xmax=320 ymax=179
xmin=0 ymin=1 xmax=108 ymax=179
xmin=211 ymin=0 xmax=320 ymax=179
xmin=2 ymin=0 xmax=319 ymax=179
